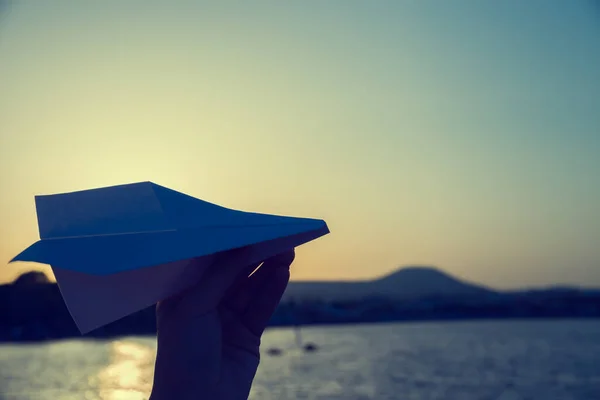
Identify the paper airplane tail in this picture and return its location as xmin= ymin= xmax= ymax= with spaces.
xmin=34 ymin=183 xmax=170 ymax=240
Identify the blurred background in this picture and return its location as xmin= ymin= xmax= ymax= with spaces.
xmin=1 ymin=1 xmax=599 ymax=399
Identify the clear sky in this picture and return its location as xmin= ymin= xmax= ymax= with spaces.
xmin=1 ymin=1 xmax=599 ymax=288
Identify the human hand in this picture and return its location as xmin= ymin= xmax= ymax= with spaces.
xmin=150 ymin=249 xmax=295 ymax=400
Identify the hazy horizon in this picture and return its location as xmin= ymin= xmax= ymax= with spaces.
xmin=1 ymin=1 xmax=599 ymax=288
xmin=6 ymin=262 xmax=600 ymax=292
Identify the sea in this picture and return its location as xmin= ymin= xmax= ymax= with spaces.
xmin=0 ymin=319 xmax=599 ymax=400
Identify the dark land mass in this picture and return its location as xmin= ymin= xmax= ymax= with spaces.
xmin=1 ymin=268 xmax=599 ymax=342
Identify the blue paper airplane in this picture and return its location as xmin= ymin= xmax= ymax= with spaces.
xmin=10 ymin=182 xmax=329 ymax=333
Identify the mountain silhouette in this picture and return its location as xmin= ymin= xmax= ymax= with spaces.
xmin=284 ymin=265 xmax=496 ymax=301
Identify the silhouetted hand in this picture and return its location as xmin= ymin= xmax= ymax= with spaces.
xmin=150 ymin=250 xmax=294 ymax=400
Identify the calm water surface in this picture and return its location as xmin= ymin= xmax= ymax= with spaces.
xmin=0 ymin=319 xmax=599 ymax=400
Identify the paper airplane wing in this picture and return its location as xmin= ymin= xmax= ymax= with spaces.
xmin=10 ymin=182 xmax=330 ymax=333
xmin=12 ymin=182 xmax=329 ymax=274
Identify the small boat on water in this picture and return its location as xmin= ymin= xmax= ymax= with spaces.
xmin=294 ymin=325 xmax=319 ymax=353
xmin=265 ymin=325 xmax=320 ymax=356
xmin=266 ymin=347 xmax=283 ymax=356
xmin=303 ymin=342 xmax=318 ymax=352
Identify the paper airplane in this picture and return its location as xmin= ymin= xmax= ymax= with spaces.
xmin=10 ymin=182 xmax=329 ymax=334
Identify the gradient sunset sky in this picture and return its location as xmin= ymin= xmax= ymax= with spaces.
xmin=1 ymin=1 xmax=598 ymax=288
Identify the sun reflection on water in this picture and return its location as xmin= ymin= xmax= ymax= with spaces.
xmin=93 ymin=339 xmax=155 ymax=400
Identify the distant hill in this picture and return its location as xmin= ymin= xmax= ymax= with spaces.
xmin=13 ymin=271 xmax=50 ymax=285
xmin=284 ymin=266 xmax=496 ymax=301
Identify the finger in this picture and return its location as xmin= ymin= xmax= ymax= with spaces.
xmin=242 ymin=253 xmax=293 ymax=336
xmin=224 ymin=250 xmax=296 ymax=315
xmin=267 ymin=249 xmax=296 ymax=266
xmin=220 ymin=261 xmax=263 ymax=312
xmin=243 ymin=267 xmax=290 ymax=336
xmin=223 ymin=261 xmax=278 ymax=315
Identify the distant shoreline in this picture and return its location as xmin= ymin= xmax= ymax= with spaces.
xmin=3 ymin=270 xmax=600 ymax=343
xmin=2 ymin=315 xmax=599 ymax=344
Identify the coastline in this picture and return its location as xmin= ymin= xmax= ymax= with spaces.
xmin=2 ymin=281 xmax=599 ymax=342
